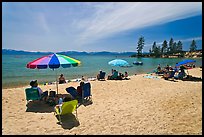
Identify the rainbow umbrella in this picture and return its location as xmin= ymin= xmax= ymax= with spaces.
xmin=26 ymin=53 xmax=81 ymax=94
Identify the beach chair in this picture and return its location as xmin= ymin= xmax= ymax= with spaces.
xmin=25 ymin=88 xmax=41 ymax=105
xmin=82 ymin=82 xmax=92 ymax=103
xmin=164 ymin=71 xmax=176 ymax=80
xmin=54 ymin=100 xmax=78 ymax=124
xmin=66 ymin=87 xmax=78 ymax=99
xmin=98 ymin=72 xmax=106 ymax=80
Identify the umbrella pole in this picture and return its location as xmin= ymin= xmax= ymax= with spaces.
xmin=55 ymin=69 xmax=58 ymax=94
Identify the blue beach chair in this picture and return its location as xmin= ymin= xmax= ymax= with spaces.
xmin=98 ymin=71 xmax=106 ymax=80
xmin=82 ymin=82 xmax=92 ymax=103
xmin=66 ymin=87 xmax=78 ymax=99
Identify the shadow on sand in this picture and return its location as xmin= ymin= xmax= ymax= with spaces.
xmin=181 ymin=76 xmax=202 ymax=82
xmin=56 ymin=114 xmax=80 ymax=130
xmin=26 ymin=101 xmax=55 ymax=113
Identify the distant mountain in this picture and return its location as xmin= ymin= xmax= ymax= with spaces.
xmin=2 ymin=49 xmax=136 ymax=56
xmin=2 ymin=49 xmax=53 ymax=55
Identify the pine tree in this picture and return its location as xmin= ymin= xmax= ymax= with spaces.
xmin=189 ymin=40 xmax=197 ymax=52
xmin=172 ymin=42 xmax=177 ymax=54
xmin=177 ymin=41 xmax=183 ymax=53
xmin=152 ymin=41 xmax=157 ymax=55
xmin=161 ymin=40 xmax=168 ymax=54
xmin=136 ymin=36 xmax=145 ymax=56
xmin=151 ymin=41 xmax=161 ymax=57
xmin=168 ymin=38 xmax=174 ymax=54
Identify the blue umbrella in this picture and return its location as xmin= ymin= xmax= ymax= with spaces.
xmin=108 ymin=59 xmax=129 ymax=67
xmin=175 ymin=59 xmax=196 ymax=67
xmin=175 ymin=59 xmax=196 ymax=75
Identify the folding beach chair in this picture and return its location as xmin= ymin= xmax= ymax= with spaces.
xmin=98 ymin=71 xmax=106 ymax=80
xmin=25 ymin=88 xmax=41 ymax=106
xmin=54 ymin=100 xmax=78 ymax=124
xmin=164 ymin=71 xmax=176 ymax=80
xmin=66 ymin=86 xmax=78 ymax=99
xmin=82 ymin=82 xmax=92 ymax=103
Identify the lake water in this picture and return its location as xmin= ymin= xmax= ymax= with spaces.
xmin=2 ymin=54 xmax=202 ymax=89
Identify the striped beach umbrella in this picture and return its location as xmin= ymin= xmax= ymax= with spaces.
xmin=26 ymin=53 xmax=81 ymax=94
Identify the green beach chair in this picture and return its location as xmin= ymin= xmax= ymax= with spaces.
xmin=25 ymin=88 xmax=41 ymax=105
xmin=54 ymin=100 xmax=78 ymax=124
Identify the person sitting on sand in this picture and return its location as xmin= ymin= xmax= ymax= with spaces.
xmin=177 ymin=65 xmax=187 ymax=79
xmin=107 ymin=69 xmax=114 ymax=80
xmin=59 ymin=74 xmax=66 ymax=84
xmin=108 ymin=69 xmax=118 ymax=80
xmin=77 ymin=81 xmax=84 ymax=98
xmin=165 ymin=64 xmax=170 ymax=72
xmin=124 ymin=71 xmax=130 ymax=80
xmin=163 ymin=68 xmax=175 ymax=80
xmin=156 ymin=64 xmax=162 ymax=73
xmin=30 ymin=80 xmax=48 ymax=101
xmin=118 ymin=72 xmax=124 ymax=80
xmin=81 ymin=76 xmax=86 ymax=81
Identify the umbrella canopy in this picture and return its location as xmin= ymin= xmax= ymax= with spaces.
xmin=27 ymin=53 xmax=80 ymax=69
xmin=175 ymin=59 xmax=196 ymax=76
xmin=26 ymin=53 xmax=81 ymax=94
xmin=175 ymin=59 xmax=196 ymax=67
xmin=108 ymin=59 xmax=129 ymax=67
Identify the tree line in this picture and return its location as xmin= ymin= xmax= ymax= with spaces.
xmin=134 ymin=36 xmax=198 ymax=58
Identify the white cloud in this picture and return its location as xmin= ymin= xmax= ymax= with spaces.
xmin=3 ymin=2 xmax=202 ymax=52
xmin=76 ymin=2 xmax=202 ymax=46
xmin=36 ymin=13 xmax=50 ymax=33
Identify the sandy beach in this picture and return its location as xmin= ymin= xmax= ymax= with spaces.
xmin=2 ymin=67 xmax=202 ymax=135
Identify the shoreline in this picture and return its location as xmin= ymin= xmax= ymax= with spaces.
xmin=2 ymin=72 xmax=144 ymax=90
xmin=2 ymin=66 xmax=202 ymax=90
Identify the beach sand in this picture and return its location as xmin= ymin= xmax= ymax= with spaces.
xmin=2 ymin=68 xmax=202 ymax=135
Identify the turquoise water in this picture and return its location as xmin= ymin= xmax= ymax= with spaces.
xmin=2 ymin=54 xmax=202 ymax=88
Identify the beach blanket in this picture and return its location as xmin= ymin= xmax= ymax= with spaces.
xmin=143 ymin=75 xmax=160 ymax=80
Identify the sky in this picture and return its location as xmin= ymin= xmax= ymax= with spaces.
xmin=2 ymin=2 xmax=202 ymax=52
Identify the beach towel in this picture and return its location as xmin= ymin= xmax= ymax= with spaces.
xmin=143 ymin=75 xmax=160 ymax=80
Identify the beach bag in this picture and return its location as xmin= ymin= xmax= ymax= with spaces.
xmin=49 ymin=91 xmax=56 ymax=97
xmin=47 ymin=91 xmax=56 ymax=106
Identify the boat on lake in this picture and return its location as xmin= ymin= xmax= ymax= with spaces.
xmin=133 ymin=61 xmax=143 ymax=65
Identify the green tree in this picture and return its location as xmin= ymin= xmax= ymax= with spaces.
xmin=168 ymin=38 xmax=174 ymax=54
xmin=157 ymin=46 xmax=161 ymax=57
xmin=189 ymin=40 xmax=197 ymax=52
xmin=152 ymin=41 xmax=161 ymax=57
xmin=152 ymin=41 xmax=157 ymax=55
xmin=161 ymin=40 xmax=168 ymax=54
xmin=172 ymin=42 xmax=177 ymax=54
xmin=177 ymin=41 xmax=183 ymax=53
xmin=136 ymin=36 xmax=145 ymax=56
